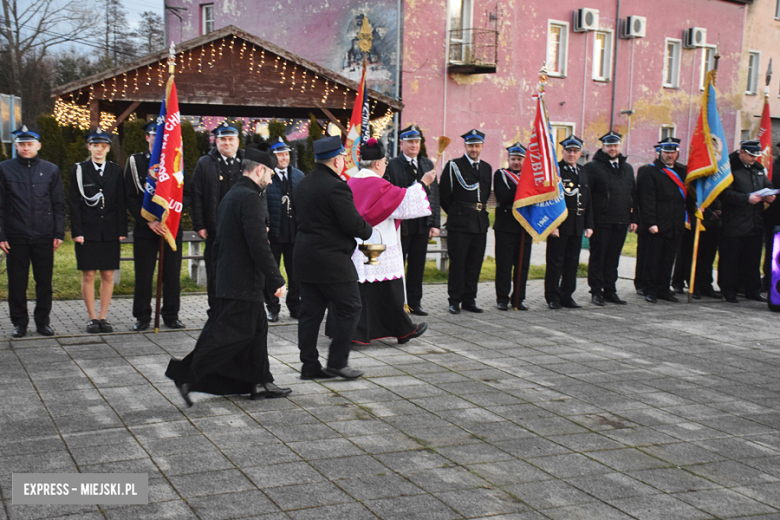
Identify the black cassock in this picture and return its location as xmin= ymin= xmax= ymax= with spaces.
xmin=166 ymin=176 xmax=285 ymax=396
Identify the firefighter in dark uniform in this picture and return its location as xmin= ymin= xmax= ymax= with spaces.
xmin=545 ymin=135 xmax=593 ymax=309
xmin=585 ymin=131 xmax=638 ymax=306
xmin=440 ymin=129 xmax=492 ymax=314
xmin=265 ymin=136 xmax=304 ymax=322
xmin=125 ymin=120 xmax=190 ymax=331
xmin=718 ymin=140 xmax=775 ymax=303
xmin=191 ymin=121 xmax=244 ymax=312
xmin=384 ymin=124 xmax=440 ymax=316
xmin=0 ymin=127 xmax=66 ymax=338
xmin=493 ymin=143 xmax=532 ymax=311
xmin=635 ymin=144 xmax=661 ymax=296
xmin=635 ymin=137 xmax=689 ymax=303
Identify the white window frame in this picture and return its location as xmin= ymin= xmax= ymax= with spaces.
xmin=592 ymin=30 xmax=612 ymax=82
xmin=663 ymin=38 xmax=682 ymax=89
xmin=547 ymin=20 xmax=569 ymax=78
xmin=659 ymin=125 xmax=676 ymax=141
xmin=448 ymin=0 xmax=474 ymax=64
xmin=699 ymin=45 xmax=716 ymax=91
xmin=746 ymin=50 xmax=760 ymax=95
xmin=775 ymin=0 xmax=780 ymax=20
xmin=551 ymin=122 xmax=576 ymax=160
xmin=201 ymin=3 xmax=215 ymax=35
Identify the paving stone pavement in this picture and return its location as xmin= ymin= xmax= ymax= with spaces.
xmin=2 ymin=278 xmax=780 ymax=519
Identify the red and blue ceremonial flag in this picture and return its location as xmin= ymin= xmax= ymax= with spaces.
xmin=685 ymin=70 xmax=733 ymax=213
xmin=141 ymin=76 xmax=185 ymax=251
xmin=342 ymin=59 xmax=369 ymax=180
xmin=512 ymin=93 xmax=568 ymax=241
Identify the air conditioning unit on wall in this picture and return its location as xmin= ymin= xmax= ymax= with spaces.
xmin=684 ymin=27 xmax=707 ymax=48
xmin=623 ymin=16 xmax=646 ymax=38
xmin=573 ymin=8 xmax=599 ymax=32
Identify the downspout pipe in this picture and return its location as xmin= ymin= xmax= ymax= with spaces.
xmin=609 ymin=0 xmax=621 ymax=130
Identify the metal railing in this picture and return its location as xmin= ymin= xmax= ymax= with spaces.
xmin=448 ymin=28 xmax=498 ymax=73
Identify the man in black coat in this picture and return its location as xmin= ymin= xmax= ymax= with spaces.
xmin=440 ymin=129 xmax=492 ymax=314
xmin=384 ymin=125 xmax=440 ymax=316
xmin=0 ymin=127 xmax=66 ymax=338
xmin=191 ymin=121 xmax=244 ymax=311
xmin=635 ymin=137 xmax=689 ymax=303
xmin=293 ymin=136 xmax=372 ymax=380
xmin=718 ymin=140 xmax=775 ymax=303
xmin=264 ymin=137 xmax=304 ymax=322
xmin=545 ymin=136 xmax=593 ymax=309
xmin=125 ymin=121 xmax=191 ymax=331
xmin=166 ymin=147 xmax=290 ymax=407
xmin=493 ymin=143 xmax=532 ymax=311
xmin=585 ymin=131 xmax=638 ymax=306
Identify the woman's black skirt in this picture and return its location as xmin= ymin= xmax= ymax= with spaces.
xmin=75 ymin=240 xmax=120 ymax=271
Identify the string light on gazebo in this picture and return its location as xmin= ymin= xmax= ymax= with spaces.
xmin=53 ymin=98 xmax=116 ymax=130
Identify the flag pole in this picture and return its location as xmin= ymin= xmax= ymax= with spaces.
xmin=154 ymin=43 xmax=177 ymax=333
xmin=688 ymin=47 xmax=720 ymax=303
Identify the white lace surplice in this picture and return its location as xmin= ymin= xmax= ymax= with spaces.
xmin=352 ymin=181 xmax=431 ymax=283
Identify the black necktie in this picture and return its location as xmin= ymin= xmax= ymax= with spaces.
xmin=227 ymin=157 xmax=233 ymax=166
xmin=612 ymin=162 xmax=619 ymax=170
xmin=473 ymin=161 xmax=479 ymax=170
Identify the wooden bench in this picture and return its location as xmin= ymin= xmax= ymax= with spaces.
xmin=426 ymin=228 xmax=448 ymax=271
xmin=117 ymin=231 xmax=207 ymax=286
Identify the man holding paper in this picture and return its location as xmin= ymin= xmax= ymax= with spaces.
xmin=718 ymin=140 xmax=776 ymax=303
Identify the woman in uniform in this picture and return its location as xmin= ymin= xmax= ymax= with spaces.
xmin=69 ymin=129 xmax=127 ymax=333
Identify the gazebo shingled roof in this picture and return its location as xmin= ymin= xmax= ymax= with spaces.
xmin=51 ymin=25 xmax=403 ymax=131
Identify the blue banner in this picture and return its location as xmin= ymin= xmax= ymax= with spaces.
xmin=141 ymin=101 xmax=167 ymax=223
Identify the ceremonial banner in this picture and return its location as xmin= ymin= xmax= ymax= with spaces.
xmin=758 ymin=96 xmax=773 ymax=181
xmin=141 ymin=77 xmax=184 ymax=251
xmin=342 ymin=59 xmax=368 ymax=180
xmin=512 ymin=93 xmax=567 ymax=241
xmin=685 ymin=70 xmax=733 ymax=213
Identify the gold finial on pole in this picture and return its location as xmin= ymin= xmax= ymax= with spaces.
xmin=539 ymin=63 xmax=548 ymax=93
xmin=167 ymin=41 xmax=176 ymax=75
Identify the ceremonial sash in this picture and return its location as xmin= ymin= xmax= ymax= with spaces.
xmin=658 ymin=165 xmax=690 ymax=229
xmin=501 ymin=169 xmax=521 ymax=187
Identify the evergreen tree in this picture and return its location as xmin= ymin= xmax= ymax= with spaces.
xmin=196 ymin=131 xmax=211 ymax=156
xmin=300 ymin=113 xmax=323 ymax=174
xmin=268 ymin=119 xmax=286 ymax=142
xmin=36 ymin=115 xmax=67 ymax=170
xmin=181 ymin=120 xmax=199 ymax=178
xmin=122 ymin=119 xmax=147 ymax=156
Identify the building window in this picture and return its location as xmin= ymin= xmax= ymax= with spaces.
xmin=448 ymin=0 xmax=474 ymax=63
xmin=551 ymin=123 xmax=575 ymax=160
xmin=592 ymin=31 xmax=612 ymax=81
xmin=776 ymin=0 xmax=780 ymax=20
xmin=663 ymin=39 xmax=682 ymax=88
xmin=746 ymin=51 xmax=760 ymax=95
xmin=699 ymin=45 xmax=716 ymax=90
xmin=660 ymin=125 xmax=676 ymax=141
xmin=201 ymin=4 xmax=214 ymax=35
xmin=547 ymin=21 xmax=569 ymax=77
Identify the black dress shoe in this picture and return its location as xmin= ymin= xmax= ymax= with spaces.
xmin=86 ymin=319 xmax=100 ymax=333
xmin=322 ymin=366 xmax=364 ymax=380
xmin=448 ymin=304 xmax=461 ymax=314
xmin=746 ymin=293 xmax=767 ymax=302
xmin=561 ymin=300 xmax=582 ymax=309
xmin=548 ymin=301 xmax=562 ymax=310
xmin=672 ymin=285 xmax=685 ymax=294
xmin=177 ymin=383 xmax=193 ymax=407
xmin=604 ymin=294 xmax=627 ymax=305
xmin=658 ymin=294 xmax=679 ymax=302
xmin=267 ymin=310 xmax=279 ymax=323
xmin=250 ymin=382 xmax=292 ymax=399
xmin=462 ymin=303 xmax=484 ymax=313
xmin=134 ymin=320 xmax=150 ymax=332
xmin=12 ymin=325 xmax=27 ymax=338
xmin=289 ymin=309 xmax=301 ymax=319
xmin=409 ymin=305 xmax=428 ymax=316
xmin=165 ymin=319 xmax=186 ymax=329
xmin=592 ymin=294 xmax=605 ymax=306
xmin=36 ymin=325 xmax=54 ymax=336
xmin=701 ymin=289 xmax=723 ymax=300
xmin=98 ymin=319 xmax=113 ymax=333
xmin=398 ymin=323 xmax=428 ymax=344
xmin=515 ymin=302 xmax=528 ymax=311
xmin=636 ymin=288 xmax=645 ymax=296
xmin=300 ymin=369 xmax=337 ymax=380
xmin=645 ymin=294 xmax=658 ymax=303
xmin=691 ymin=292 xmax=702 ymax=300
xmin=725 ymin=296 xmax=739 ymax=303
xmin=496 ymin=302 xmax=508 ymax=311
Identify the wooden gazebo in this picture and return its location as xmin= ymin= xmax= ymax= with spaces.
xmin=51 ymin=25 xmax=403 ymax=135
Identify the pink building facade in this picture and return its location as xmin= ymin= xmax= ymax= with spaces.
xmin=165 ymin=0 xmax=752 ymax=170
xmin=402 ymin=0 xmax=750 ymax=169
